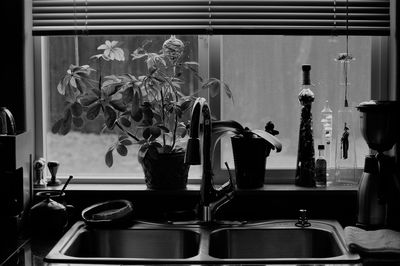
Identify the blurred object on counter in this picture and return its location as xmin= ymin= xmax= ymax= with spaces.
xmin=33 ymin=158 xmax=46 ymax=188
xmin=46 ymin=161 xmax=61 ymax=186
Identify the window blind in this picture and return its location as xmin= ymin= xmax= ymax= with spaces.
xmin=32 ymin=0 xmax=390 ymax=36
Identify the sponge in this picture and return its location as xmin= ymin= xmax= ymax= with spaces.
xmin=92 ymin=205 xmax=132 ymax=221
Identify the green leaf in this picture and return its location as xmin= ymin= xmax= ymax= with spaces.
xmin=119 ymin=116 xmax=131 ymax=127
xmin=116 ymin=144 xmax=128 ymax=156
xmin=80 ymin=95 xmax=98 ymax=106
xmin=72 ymin=117 xmax=84 ymax=128
xmin=104 ymin=105 xmax=117 ymax=129
xmin=71 ymin=102 xmax=83 ymax=117
xmin=156 ymin=124 xmax=170 ymax=133
xmin=142 ymin=126 xmax=161 ymax=140
xmin=122 ymin=87 xmax=134 ymax=104
xmin=109 ymin=99 xmax=126 ymax=112
xmin=120 ymin=139 xmax=133 ymax=146
xmin=75 ymin=78 xmax=87 ymax=94
xmin=202 ymin=78 xmax=221 ymax=97
xmin=64 ymin=84 xmax=79 ymax=103
xmin=142 ymin=104 xmax=154 ymax=122
xmin=57 ymin=76 xmax=67 ymax=95
xmin=252 ymin=129 xmax=282 ymax=152
xmin=60 ymin=109 xmax=72 ymax=135
xmin=51 ymin=119 xmax=63 ymax=134
xmin=131 ymin=47 xmax=148 ymax=61
xmin=105 ymin=148 xmax=114 ymax=167
xmin=222 ymin=82 xmax=234 ymax=103
xmin=118 ymin=134 xmax=129 ymax=142
xmin=91 ymin=88 xmax=101 ymax=98
xmin=86 ymin=103 xmax=101 ymax=120
xmin=69 ymin=77 xmax=77 ymax=89
xmin=179 ymin=98 xmax=194 ymax=112
xmin=138 ymin=143 xmax=149 ymax=163
xmin=102 ymin=85 xmax=120 ymax=98
xmin=131 ymin=108 xmax=143 ymax=122
xmin=182 ymin=61 xmax=199 ymax=68
xmin=58 ymin=73 xmax=74 ymax=96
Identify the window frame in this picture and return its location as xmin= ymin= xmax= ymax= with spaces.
xmin=33 ymin=35 xmax=390 ymax=184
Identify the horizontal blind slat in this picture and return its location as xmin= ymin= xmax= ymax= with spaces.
xmin=34 ymin=0 xmax=388 ymax=7
xmin=33 ymin=6 xmax=389 ymax=14
xmin=32 ymin=0 xmax=390 ymax=36
xmin=33 ymin=12 xmax=389 ymax=20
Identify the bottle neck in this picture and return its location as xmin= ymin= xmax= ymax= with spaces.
xmin=302 ymin=70 xmax=311 ymax=85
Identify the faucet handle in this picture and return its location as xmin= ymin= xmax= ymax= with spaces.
xmin=295 ymin=209 xmax=311 ymax=228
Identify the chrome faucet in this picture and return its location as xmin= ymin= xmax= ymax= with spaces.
xmin=185 ymin=97 xmax=235 ymax=223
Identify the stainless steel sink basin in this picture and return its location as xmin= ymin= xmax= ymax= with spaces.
xmin=209 ymin=228 xmax=341 ymax=259
xmin=45 ymin=222 xmax=201 ymax=264
xmin=44 ymin=220 xmax=360 ymax=264
xmin=64 ymin=228 xmax=200 ymax=259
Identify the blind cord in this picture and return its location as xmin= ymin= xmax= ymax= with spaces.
xmin=344 ymin=0 xmax=350 ymax=107
xmin=332 ymin=0 xmax=337 ymax=37
xmin=73 ymin=0 xmax=79 ymax=66
xmin=85 ymin=0 xmax=88 ymax=35
xmin=208 ymin=0 xmax=212 ymax=34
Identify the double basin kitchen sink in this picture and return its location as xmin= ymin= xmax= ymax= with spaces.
xmin=44 ymin=219 xmax=360 ymax=265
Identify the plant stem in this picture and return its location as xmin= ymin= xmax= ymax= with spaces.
xmin=115 ymin=121 xmax=140 ymax=142
xmin=171 ymin=113 xmax=178 ymax=150
xmin=160 ymin=85 xmax=167 ymax=147
xmin=171 ymin=66 xmax=179 ymax=150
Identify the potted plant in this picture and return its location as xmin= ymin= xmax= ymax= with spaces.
xmin=212 ymin=120 xmax=282 ymax=188
xmin=52 ymin=36 xmax=232 ymax=189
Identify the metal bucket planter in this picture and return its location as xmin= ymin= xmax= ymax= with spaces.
xmin=231 ymin=136 xmax=272 ymax=189
xmin=139 ymin=150 xmax=189 ymax=190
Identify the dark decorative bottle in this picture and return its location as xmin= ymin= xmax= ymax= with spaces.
xmin=295 ymin=64 xmax=316 ymax=187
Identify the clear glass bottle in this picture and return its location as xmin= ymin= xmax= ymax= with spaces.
xmin=334 ymin=54 xmax=358 ymax=185
xmin=315 ymin=145 xmax=327 ymax=187
xmin=321 ymin=100 xmax=333 ymax=185
xmin=295 ymin=64 xmax=316 ymax=187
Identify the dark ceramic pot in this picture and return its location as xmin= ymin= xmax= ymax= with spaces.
xmin=139 ymin=151 xmax=190 ymax=190
xmin=29 ymin=191 xmax=74 ymax=238
xmin=231 ymin=136 xmax=271 ymax=189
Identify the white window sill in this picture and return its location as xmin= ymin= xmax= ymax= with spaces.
xmin=33 ymin=183 xmax=358 ymax=193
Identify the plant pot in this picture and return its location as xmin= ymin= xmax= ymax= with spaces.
xmin=231 ymin=136 xmax=271 ymax=189
xmin=139 ymin=150 xmax=190 ymax=190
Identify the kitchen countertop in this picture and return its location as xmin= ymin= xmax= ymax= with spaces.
xmin=0 ymin=237 xmax=30 ymax=265
xmin=23 ymin=184 xmax=398 ymax=265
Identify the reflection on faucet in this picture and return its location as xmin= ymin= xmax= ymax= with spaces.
xmin=185 ymin=97 xmax=235 ymax=223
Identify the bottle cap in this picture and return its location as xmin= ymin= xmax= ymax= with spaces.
xmin=301 ymin=64 xmax=311 ymax=85
xmin=302 ymin=64 xmax=311 ymax=71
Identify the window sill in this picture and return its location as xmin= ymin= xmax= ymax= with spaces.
xmin=34 ymin=183 xmax=358 ymax=193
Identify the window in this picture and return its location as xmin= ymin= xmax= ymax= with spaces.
xmin=33 ymin=0 xmax=391 ymax=184
xmin=217 ymin=35 xmax=372 ymax=183
xmin=36 ymin=34 xmax=384 ymax=183
xmin=37 ymin=35 xmax=203 ymax=181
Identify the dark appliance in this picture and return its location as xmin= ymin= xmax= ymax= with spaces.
xmin=356 ymin=100 xmax=400 ymax=229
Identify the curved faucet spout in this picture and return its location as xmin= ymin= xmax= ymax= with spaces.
xmin=185 ymin=97 xmax=234 ymax=223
